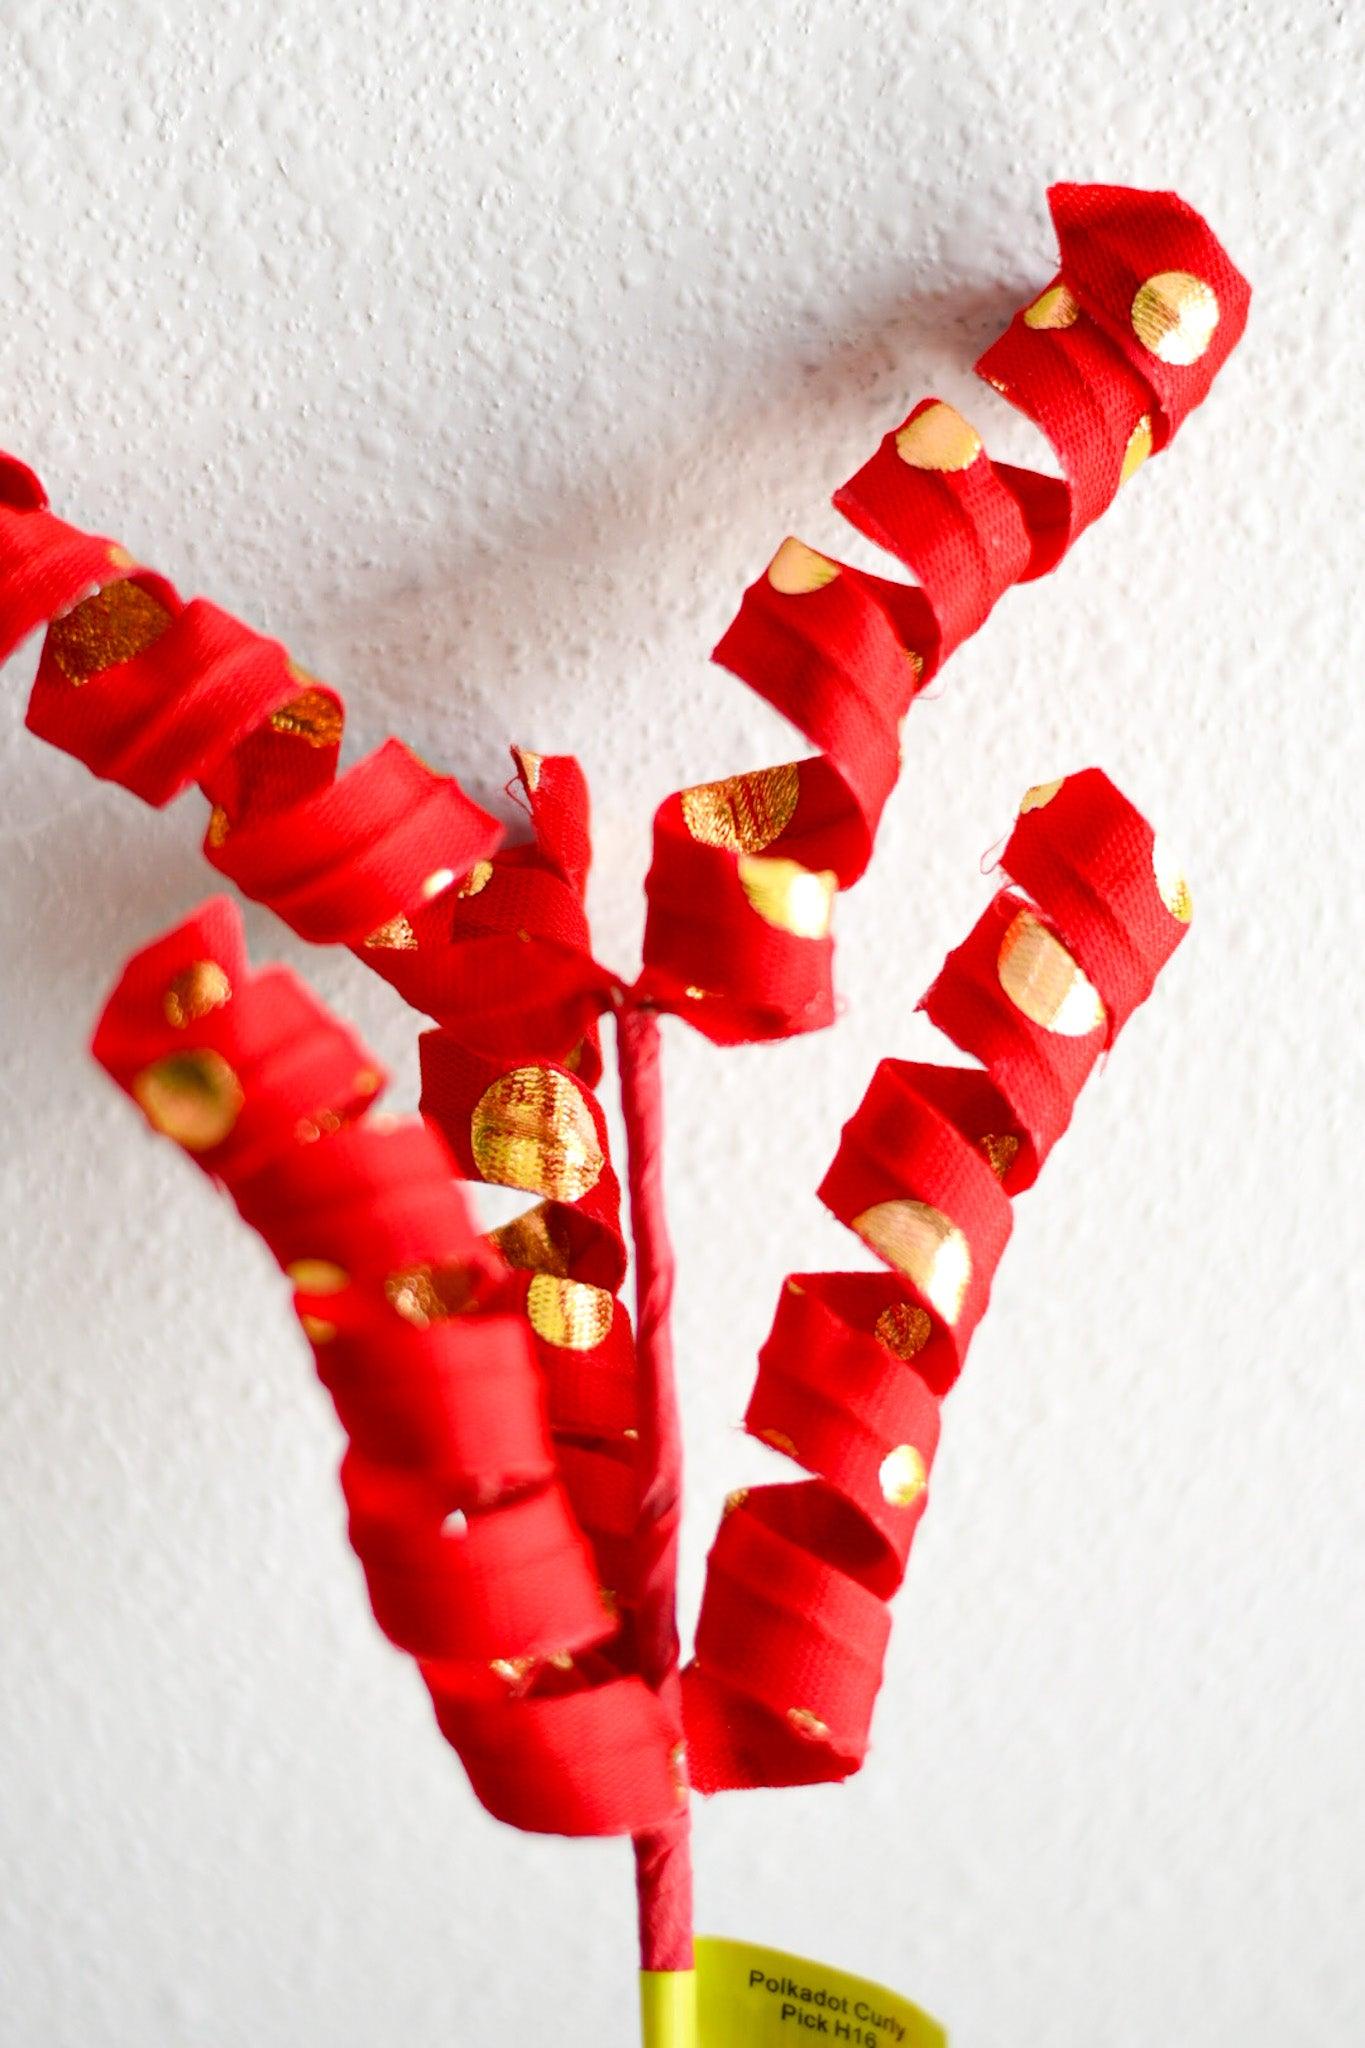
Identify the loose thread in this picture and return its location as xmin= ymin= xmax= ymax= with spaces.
xmin=617 ymin=1003 xmax=695 ymax=1982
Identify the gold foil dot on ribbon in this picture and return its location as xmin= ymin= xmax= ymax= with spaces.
xmin=681 ymin=762 xmax=800 ymax=853
xmin=106 ymin=544 xmax=136 ymax=570
xmin=298 ymin=1313 xmax=337 ymax=1345
xmin=895 ymin=401 xmax=982 ymax=473
xmin=787 ymin=1707 xmax=830 ymax=1742
xmin=457 ymin=859 xmax=494 ymax=898
xmin=385 ymin=1263 xmax=477 ymax=1329
xmin=1023 ymin=282 xmax=1080 ymax=330
xmin=490 ymin=1655 xmax=537 ymax=1688
xmin=268 ymin=687 xmax=343 ymax=748
xmin=904 ymin=647 xmax=925 ymax=682
xmin=723 ymin=1488 xmax=749 ymax=1517
xmin=1130 ymin=271 xmax=1220 ymax=365
xmin=978 ymin=1132 xmax=1020 ymax=1180
xmin=516 ymin=748 xmax=543 ymax=792
xmin=738 ymin=854 xmax=836 ymax=939
xmin=471 ymin=1066 xmax=605 ymax=1200
xmin=163 ymin=959 xmax=232 ymax=1029
xmin=852 ymin=1200 xmax=972 ymax=1325
xmin=527 ymin=1273 xmax=614 ymax=1350
xmin=487 ymin=1202 xmax=570 ymax=1277
xmin=874 ymin=1300 xmax=932 ymax=1360
xmin=1120 ymin=414 xmax=1153 ymax=485
xmin=759 ymin=1427 xmax=798 ymax=1457
xmin=879 ymin=1443 xmax=928 ymax=1509
xmin=1019 ymin=777 xmax=1064 ymax=814
xmin=997 ymin=908 xmax=1107 ymax=1037
xmin=131 ymin=1049 xmax=243 ymax=1152
xmin=206 ymin=805 xmax=231 ymax=848
xmin=363 ymin=912 xmax=417 ymax=950
xmin=49 ymin=579 xmax=173 ymax=682
xmin=767 ymin=536 xmax=839 ymax=595
xmin=599 ymin=1586 xmax=620 ymax=1620
xmin=354 ymin=1069 xmax=382 ymax=1096
xmin=1152 ymin=837 xmax=1193 ymax=922
xmin=285 ymin=1258 xmax=350 ymax=1294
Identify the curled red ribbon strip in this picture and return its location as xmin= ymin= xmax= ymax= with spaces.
xmin=637 ymin=182 xmax=1246 ymax=1042
xmin=680 ymin=768 xmax=1192 ymax=1790
xmin=91 ymin=896 xmax=684 ymax=1838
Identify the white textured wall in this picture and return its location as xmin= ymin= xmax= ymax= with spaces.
xmin=2 ymin=3 xmax=1361 ymax=2043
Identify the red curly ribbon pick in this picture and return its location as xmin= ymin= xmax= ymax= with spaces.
xmin=636 ymin=184 xmax=1244 ymax=1042
xmin=92 ymin=898 xmax=684 ymax=1839
xmin=680 ymin=769 xmax=1192 ymax=1792
xmin=2 ymin=177 xmax=1241 ymax=2009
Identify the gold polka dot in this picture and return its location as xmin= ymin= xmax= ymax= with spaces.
xmin=978 ymin=1132 xmax=1020 ymax=1180
xmin=490 ymin=1655 xmax=537 ymax=1688
xmin=1023 ymin=281 xmax=1080 ymax=330
xmin=681 ymin=763 xmax=800 ymax=853
xmin=486 ymin=1202 xmax=570 ymax=1277
xmin=1152 ymin=837 xmax=1193 ymax=923
xmin=738 ymin=854 xmax=836 ymax=939
xmin=163 ymin=960 xmax=232 ymax=1029
xmin=598 ymin=1586 xmax=620 ymax=1619
xmin=457 ymin=859 xmax=495 ymax=898
xmin=874 ymin=1301 xmax=932 ymax=1360
xmin=767 ymin=536 xmax=839 ymax=595
xmin=298 ymin=1313 xmax=337 ymax=1345
xmin=526 ymin=1273 xmax=614 ymax=1350
xmin=268 ymin=687 xmax=342 ymax=747
xmin=49 ymin=579 xmax=173 ymax=682
xmin=285 ymin=1259 xmax=350 ymax=1294
xmin=106 ymin=544 xmax=136 ymax=570
xmin=471 ymin=1067 xmax=604 ymax=1200
xmin=997 ymin=908 xmax=1106 ymax=1037
xmin=895 ymin=401 xmax=982 ymax=473
xmin=363 ymin=912 xmax=417 ymax=950
xmin=206 ymin=805 xmax=231 ymax=848
xmin=385 ymin=1263 xmax=477 ymax=1329
xmin=787 ymin=1707 xmax=830 ymax=1742
xmin=1019 ymin=778 xmax=1064 ymax=814
xmin=723 ymin=1488 xmax=749 ymax=1517
xmin=1120 ymin=413 xmax=1153 ymax=485
xmin=904 ymin=647 xmax=925 ymax=682
xmin=759 ymin=1427 xmax=797 ymax=1458
xmin=516 ymin=748 xmax=543 ymax=792
xmin=131 ymin=1049 xmax=243 ymax=1152
xmin=879 ymin=1443 xmax=928 ymax=1509
xmin=1130 ymin=271 xmax=1220 ymax=365
xmin=683 ymin=986 xmax=708 ymax=1002
xmin=852 ymin=1201 xmax=972 ymax=1325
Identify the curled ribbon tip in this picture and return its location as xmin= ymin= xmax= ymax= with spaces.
xmin=637 ymin=182 xmax=1242 ymax=1043
xmin=94 ymin=897 xmax=683 ymax=1839
xmin=681 ymin=769 xmax=1191 ymax=1792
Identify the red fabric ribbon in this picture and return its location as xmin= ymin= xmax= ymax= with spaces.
xmin=636 ymin=182 xmax=1246 ymax=1041
xmin=2 ymin=181 xmax=1244 ymax=1856
xmin=681 ymin=769 xmax=1192 ymax=1790
xmin=91 ymin=896 xmax=685 ymax=1838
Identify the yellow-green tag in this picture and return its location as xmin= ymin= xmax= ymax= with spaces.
xmin=640 ymin=1937 xmax=946 ymax=2047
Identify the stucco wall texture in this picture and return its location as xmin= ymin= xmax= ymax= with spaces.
xmin=2 ymin=3 xmax=1361 ymax=2043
